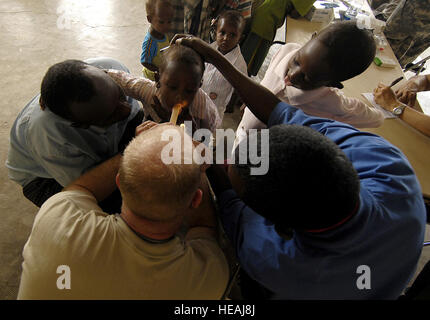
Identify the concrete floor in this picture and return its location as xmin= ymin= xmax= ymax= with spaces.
xmin=0 ymin=0 xmax=428 ymax=300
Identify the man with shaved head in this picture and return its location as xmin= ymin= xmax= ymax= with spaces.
xmin=7 ymin=57 xmax=143 ymax=210
xmin=17 ymin=122 xmax=229 ymax=299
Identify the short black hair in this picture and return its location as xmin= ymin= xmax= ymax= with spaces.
xmin=233 ymin=125 xmax=360 ymax=232
xmin=160 ymin=44 xmax=205 ymax=78
xmin=146 ymin=0 xmax=172 ymax=17
xmin=218 ymin=10 xmax=245 ymax=34
xmin=40 ymin=59 xmax=94 ymax=118
xmin=318 ymin=21 xmax=376 ymax=82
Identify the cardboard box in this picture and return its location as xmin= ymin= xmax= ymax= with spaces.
xmin=305 ymin=1 xmax=335 ymax=23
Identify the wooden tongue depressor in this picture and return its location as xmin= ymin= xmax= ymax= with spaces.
xmin=169 ymin=101 xmax=188 ymax=125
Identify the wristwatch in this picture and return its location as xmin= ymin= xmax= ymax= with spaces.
xmin=392 ymin=104 xmax=406 ymax=116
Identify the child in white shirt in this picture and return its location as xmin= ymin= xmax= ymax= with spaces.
xmin=201 ymin=10 xmax=248 ymax=122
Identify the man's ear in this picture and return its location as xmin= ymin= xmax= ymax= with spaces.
xmin=115 ymin=173 xmax=121 ymax=189
xmin=199 ymin=79 xmax=203 ymax=88
xmin=39 ymin=96 xmax=46 ymax=110
xmin=190 ymin=188 xmax=203 ymax=209
xmin=147 ymin=15 xmax=152 ymax=23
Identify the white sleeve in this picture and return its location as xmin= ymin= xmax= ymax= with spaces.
xmin=233 ymin=107 xmax=267 ymax=152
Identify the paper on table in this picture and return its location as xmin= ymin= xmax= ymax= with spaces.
xmin=361 ymin=93 xmax=396 ymax=119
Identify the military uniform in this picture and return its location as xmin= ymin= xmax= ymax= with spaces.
xmin=374 ymin=0 xmax=430 ymax=67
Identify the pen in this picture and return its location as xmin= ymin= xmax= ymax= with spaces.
xmin=389 ymin=76 xmax=403 ymax=87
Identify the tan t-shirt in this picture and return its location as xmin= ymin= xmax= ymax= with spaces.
xmin=18 ymin=190 xmax=229 ymax=299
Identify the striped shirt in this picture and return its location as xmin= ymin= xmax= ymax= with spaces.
xmin=140 ymin=33 xmax=170 ymax=80
xmin=168 ymin=0 xmax=186 ymax=38
xmin=224 ymin=0 xmax=253 ymax=19
xmin=168 ymin=0 xmax=216 ymax=43
xmin=106 ymin=70 xmax=221 ymax=133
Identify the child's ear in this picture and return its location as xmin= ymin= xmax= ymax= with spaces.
xmin=147 ymin=15 xmax=152 ymax=23
xmin=199 ymin=79 xmax=203 ymax=88
xmin=115 ymin=173 xmax=121 ymax=189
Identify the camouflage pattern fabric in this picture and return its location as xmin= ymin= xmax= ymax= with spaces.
xmin=167 ymin=0 xmax=218 ymax=43
xmin=376 ymin=0 xmax=430 ymax=67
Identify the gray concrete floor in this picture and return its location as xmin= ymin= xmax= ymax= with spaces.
xmin=0 ymin=0 xmax=428 ymax=300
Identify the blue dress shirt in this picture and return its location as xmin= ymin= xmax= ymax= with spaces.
xmin=219 ymin=102 xmax=426 ymax=299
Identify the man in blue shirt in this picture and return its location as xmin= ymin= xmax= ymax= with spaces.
xmin=6 ymin=57 xmax=142 ymax=209
xmin=174 ymin=35 xmax=427 ymax=299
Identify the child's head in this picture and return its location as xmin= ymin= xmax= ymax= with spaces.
xmin=285 ymin=21 xmax=376 ymax=90
xmin=146 ymin=0 xmax=173 ymax=36
xmin=156 ymin=44 xmax=205 ymax=109
xmin=215 ymin=10 xmax=245 ymax=55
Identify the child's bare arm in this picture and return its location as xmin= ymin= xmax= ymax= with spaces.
xmin=172 ymin=35 xmax=280 ymax=125
xmin=104 ymin=69 xmax=151 ymax=101
xmin=375 ymin=83 xmax=430 ymax=137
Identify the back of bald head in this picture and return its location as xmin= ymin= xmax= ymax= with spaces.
xmin=118 ymin=124 xmax=202 ymax=221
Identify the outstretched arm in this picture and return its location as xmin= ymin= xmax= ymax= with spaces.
xmin=395 ymin=75 xmax=430 ymax=108
xmin=172 ymin=35 xmax=281 ymax=125
xmin=374 ymin=83 xmax=430 ymax=137
xmin=105 ymin=69 xmax=153 ymax=102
